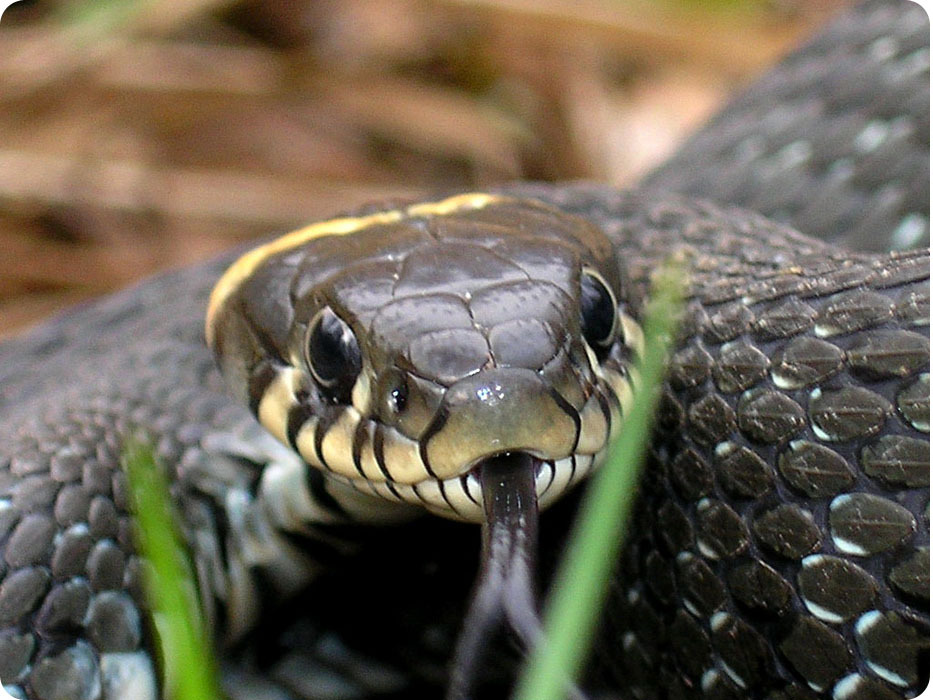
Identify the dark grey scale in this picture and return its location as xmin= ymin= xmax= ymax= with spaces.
xmin=29 ymin=642 xmax=101 ymax=700
xmin=808 ymin=386 xmax=892 ymax=442
xmin=771 ymin=336 xmax=845 ymax=388
xmin=710 ymin=612 xmax=771 ymax=690
xmin=5 ymin=514 xmax=56 ymax=568
xmin=34 ymin=578 xmax=92 ymax=635
xmin=702 ymin=669 xmax=745 ymax=700
xmin=50 ymin=449 xmax=85 ymax=482
xmin=82 ymin=459 xmax=113 ymax=497
xmin=655 ymin=500 xmax=695 ymax=556
xmin=894 ymin=286 xmax=930 ymax=324
xmin=855 ymin=611 xmax=928 ymax=688
xmin=860 ymin=435 xmax=929 ymax=488
xmin=797 ymin=555 xmax=879 ymax=622
xmin=888 ymin=548 xmax=929 ymax=604
xmin=88 ymin=496 xmax=120 ymax=540
xmin=780 ymin=618 xmax=853 ymax=693
xmin=50 ymin=525 xmax=94 ymax=578
xmin=676 ymin=552 xmax=728 ymax=617
xmin=86 ymin=540 xmax=127 ymax=592
xmin=678 ymin=299 xmax=710 ymax=340
xmin=736 ymin=390 xmax=807 ymax=444
xmin=670 ymin=609 xmax=714 ymax=680
xmin=847 ymin=330 xmax=930 ymax=378
xmin=776 ymin=684 xmax=828 ymax=700
xmin=85 ymin=591 xmax=142 ymax=652
xmin=705 ymin=303 xmax=756 ymax=344
xmin=123 ymin=556 xmax=146 ymax=606
xmin=669 ymin=343 xmax=714 ymax=389
xmin=0 ymin=506 xmax=18 ymax=544
xmin=753 ymin=298 xmax=818 ymax=340
xmin=777 ymin=441 xmax=855 ymax=498
xmin=656 ymin=388 xmax=686 ymax=432
xmin=814 ymin=289 xmax=896 ymax=336
xmin=624 ymin=592 xmax=666 ymax=657
xmin=0 ymin=631 xmax=34 ymax=684
xmin=695 ymin=499 xmax=750 ymax=560
xmin=670 ymin=448 xmax=715 ymax=501
xmin=687 ymin=394 xmax=737 ymax=445
xmin=726 ymin=560 xmax=793 ymax=616
xmin=54 ymin=484 xmax=91 ymax=526
xmin=0 ymin=567 xmax=50 ymax=626
xmin=715 ymin=445 xmax=774 ymax=499
xmin=713 ymin=342 xmax=771 ymax=393
xmin=753 ymin=504 xmax=823 ymax=560
xmin=644 ymin=550 xmax=678 ymax=606
xmin=406 ymin=326 xmax=491 ymax=387
xmin=11 ymin=476 xmax=58 ymax=513
xmin=809 ymin=260 xmax=879 ymax=296
xmin=115 ymin=517 xmax=134 ymax=555
xmin=895 ymin=373 xmax=930 ymax=431
xmin=828 ymin=493 xmax=916 ymax=557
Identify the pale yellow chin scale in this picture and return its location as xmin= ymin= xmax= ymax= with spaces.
xmin=257 ymin=367 xmax=305 ymax=446
xmin=334 ymin=450 xmax=606 ymax=523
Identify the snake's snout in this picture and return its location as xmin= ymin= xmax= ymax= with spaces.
xmin=422 ymin=368 xmax=579 ymax=480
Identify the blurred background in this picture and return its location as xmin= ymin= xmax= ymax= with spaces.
xmin=0 ymin=0 xmax=855 ymax=339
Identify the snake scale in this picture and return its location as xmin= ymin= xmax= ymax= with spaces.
xmin=0 ymin=1 xmax=929 ymax=699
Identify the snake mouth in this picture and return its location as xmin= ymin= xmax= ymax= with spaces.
xmin=336 ymin=450 xmax=603 ymax=522
xmin=247 ymin=359 xmax=627 ymax=522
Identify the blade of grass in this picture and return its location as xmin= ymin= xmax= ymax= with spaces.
xmin=513 ymin=259 xmax=686 ymax=700
xmin=122 ymin=438 xmax=222 ymax=700
xmin=53 ymin=0 xmax=149 ymax=36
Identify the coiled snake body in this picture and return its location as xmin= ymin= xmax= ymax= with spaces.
xmin=0 ymin=2 xmax=928 ymax=699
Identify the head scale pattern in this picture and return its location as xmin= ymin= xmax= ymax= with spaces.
xmin=207 ymin=194 xmax=641 ymax=521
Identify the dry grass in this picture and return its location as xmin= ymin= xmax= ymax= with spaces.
xmin=0 ymin=0 xmax=851 ymax=338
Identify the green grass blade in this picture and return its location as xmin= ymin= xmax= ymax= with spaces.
xmin=54 ymin=0 xmax=148 ymax=34
xmin=513 ymin=260 xmax=686 ymax=700
xmin=122 ymin=438 xmax=222 ymax=700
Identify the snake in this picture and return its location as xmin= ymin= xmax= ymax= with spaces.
xmin=0 ymin=1 xmax=928 ymax=699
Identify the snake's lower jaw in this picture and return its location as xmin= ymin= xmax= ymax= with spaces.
xmin=446 ymin=452 xmax=545 ymax=700
xmin=325 ymin=448 xmax=598 ymax=524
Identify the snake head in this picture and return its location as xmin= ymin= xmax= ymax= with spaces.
xmin=206 ymin=193 xmax=643 ymax=697
xmin=206 ymin=193 xmax=640 ymax=523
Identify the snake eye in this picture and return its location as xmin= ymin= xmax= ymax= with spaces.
xmin=580 ymin=269 xmax=618 ymax=348
xmin=389 ymin=378 xmax=409 ymax=414
xmin=306 ymin=307 xmax=362 ymax=400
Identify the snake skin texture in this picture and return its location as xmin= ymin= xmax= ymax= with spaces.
xmin=502 ymin=185 xmax=930 ymax=700
xmin=0 ymin=1 xmax=928 ymax=699
xmin=645 ymin=0 xmax=930 ymax=253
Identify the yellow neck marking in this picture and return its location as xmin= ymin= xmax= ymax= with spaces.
xmin=205 ymin=192 xmax=504 ymax=347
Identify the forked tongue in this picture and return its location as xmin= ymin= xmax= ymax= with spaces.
xmin=445 ymin=453 xmax=585 ymax=700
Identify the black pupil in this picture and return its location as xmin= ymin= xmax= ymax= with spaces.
xmin=307 ymin=308 xmax=362 ymax=399
xmin=391 ymin=380 xmax=409 ymax=413
xmin=580 ymin=272 xmax=616 ymax=348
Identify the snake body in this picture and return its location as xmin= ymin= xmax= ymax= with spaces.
xmin=0 ymin=1 xmax=928 ymax=699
